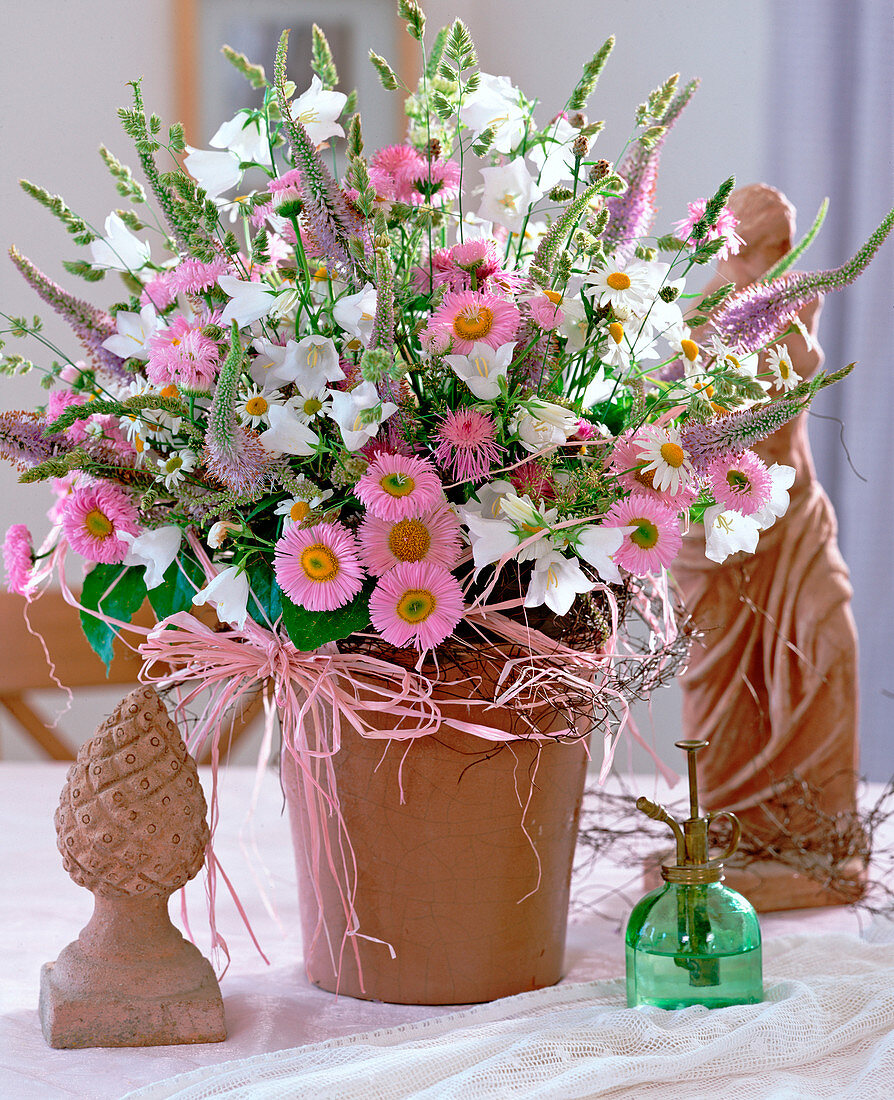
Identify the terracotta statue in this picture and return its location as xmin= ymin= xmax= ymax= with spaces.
xmin=39 ymin=685 xmax=226 ymax=1047
xmin=673 ymin=183 xmax=864 ymax=909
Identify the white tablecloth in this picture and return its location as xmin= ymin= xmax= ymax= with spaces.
xmin=0 ymin=764 xmax=888 ymax=1099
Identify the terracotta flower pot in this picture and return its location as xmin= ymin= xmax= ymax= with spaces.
xmin=283 ymin=659 xmax=590 ymax=1005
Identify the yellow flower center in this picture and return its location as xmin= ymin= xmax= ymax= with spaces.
xmin=726 ymin=470 xmax=751 ymax=492
xmin=290 ymin=501 xmax=311 ymax=522
xmin=659 ymin=441 xmax=686 ymax=468
xmin=384 ymin=519 xmax=431 ymax=563
xmin=302 ymin=397 xmax=323 ymax=417
xmin=300 ymin=543 xmax=339 ymax=583
xmin=313 ymin=265 xmax=329 ymax=281
xmin=606 ymin=271 xmax=631 ymax=291
xmin=629 ymin=518 xmax=659 ymax=550
xmin=778 ymin=359 xmax=790 ymax=379
xmin=84 ymin=509 xmax=113 ymax=539
xmin=164 ymin=456 xmax=183 ymax=474
xmin=609 ymin=322 xmax=624 ymax=345
xmin=453 ymin=305 xmax=494 ymax=341
xmin=543 ymin=289 xmax=562 ymax=305
xmin=634 ymin=466 xmax=657 ymax=490
xmin=245 ymin=396 xmax=269 ymax=417
xmin=681 ymin=339 xmax=699 ymax=362
xmin=387 ymin=518 xmax=432 ymax=562
xmin=396 ymin=588 xmax=436 ymax=624
xmin=380 ymin=472 xmax=416 ymax=499
xmin=134 ymin=436 xmax=145 ymax=453
xmin=159 ymin=383 xmax=180 ymax=399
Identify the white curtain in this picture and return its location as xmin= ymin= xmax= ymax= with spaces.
xmin=767 ymin=0 xmax=894 ymax=779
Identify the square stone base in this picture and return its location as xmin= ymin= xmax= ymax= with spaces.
xmin=39 ymin=962 xmax=227 ymax=1048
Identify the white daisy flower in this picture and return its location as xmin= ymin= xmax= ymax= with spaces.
xmin=290 ymin=386 xmax=333 ymax=425
xmin=669 ymin=332 xmax=701 ymax=368
xmin=130 ymin=431 xmax=151 ymax=467
xmin=274 ymin=483 xmax=334 ymax=530
xmin=119 ymin=411 xmax=145 ymax=443
xmin=764 ymin=343 xmax=801 ymax=392
xmin=156 ymin=449 xmax=197 ymax=490
xmin=635 ymin=425 xmax=695 ymax=495
xmin=600 ymin=320 xmax=631 ymax=370
xmin=237 ymin=384 xmax=281 ymax=428
xmin=585 ymin=259 xmax=653 ymax=314
xmin=706 ymin=334 xmax=747 ymax=372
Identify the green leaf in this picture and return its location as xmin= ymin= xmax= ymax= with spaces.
xmin=146 ymin=555 xmax=205 ymax=621
xmin=80 ymin=563 xmax=148 ymax=671
xmin=245 ymin=557 xmax=283 ymax=627
xmin=280 ymin=583 xmax=372 ymax=652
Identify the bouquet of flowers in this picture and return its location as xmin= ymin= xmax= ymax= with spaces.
xmin=2 ymin=4 xmax=891 ymax=758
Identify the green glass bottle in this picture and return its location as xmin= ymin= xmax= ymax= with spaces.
xmin=625 ymin=740 xmax=763 ymax=1009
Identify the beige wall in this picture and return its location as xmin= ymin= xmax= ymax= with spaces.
xmin=0 ymin=1 xmax=773 ymax=765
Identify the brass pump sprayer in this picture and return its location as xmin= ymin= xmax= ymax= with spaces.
xmin=625 ymin=739 xmax=764 ymax=1006
xmin=635 ymin=739 xmax=741 ymax=885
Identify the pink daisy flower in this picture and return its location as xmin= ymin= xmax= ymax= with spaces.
xmin=47 ymin=390 xmax=88 ymax=442
xmin=47 ymin=472 xmax=81 ymax=524
xmin=369 ymin=144 xmax=424 ymax=203
xmin=450 ymin=238 xmax=498 ymax=274
xmin=433 ymin=409 xmax=503 ymax=483
xmin=355 ymin=453 xmax=444 ymax=522
xmin=369 ymin=560 xmax=465 ymax=651
xmin=528 ymin=292 xmax=565 ymax=331
xmin=269 ymin=168 xmax=304 ymax=205
xmin=608 ymin=431 xmax=660 ymax=493
xmin=609 ymin=432 xmax=701 ymax=509
xmin=169 ymin=257 xmax=229 ymax=295
xmin=358 ymin=505 xmax=462 ymax=577
xmin=403 ymin=157 xmax=461 ymax=207
xmin=147 ymin=316 xmax=220 ymax=391
xmin=574 ymin=418 xmax=599 ymax=441
xmin=674 ymin=198 xmax=744 ymax=261
xmin=411 ymin=248 xmax=464 ymax=294
xmin=3 ymin=524 xmax=35 ymax=596
xmin=61 ymin=483 xmax=140 ymax=564
xmin=140 ymin=272 xmax=177 ymax=311
xmin=366 ymin=168 xmax=399 ymax=204
xmin=604 ymin=493 xmax=682 ymax=576
xmin=706 ymin=449 xmax=773 ymax=514
xmin=274 ymin=522 xmax=366 ymax=612
xmin=411 ymin=239 xmax=516 ymax=296
xmin=426 ymin=288 xmax=520 ymax=354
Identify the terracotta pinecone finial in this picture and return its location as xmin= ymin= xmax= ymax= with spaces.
xmin=55 ymin=685 xmax=209 ymax=899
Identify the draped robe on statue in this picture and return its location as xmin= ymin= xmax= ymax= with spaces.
xmin=672 ymin=190 xmax=862 ymax=866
